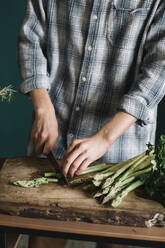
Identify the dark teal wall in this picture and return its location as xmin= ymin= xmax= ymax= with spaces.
xmin=0 ymin=1 xmax=164 ymax=157
xmin=0 ymin=1 xmax=32 ymax=157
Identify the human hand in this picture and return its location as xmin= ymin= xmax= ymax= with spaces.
xmin=61 ymin=132 xmax=110 ymax=178
xmin=62 ymin=111 xmax=137 ymax=178
xmin=31 ymin=104 xmax=58 ymax=155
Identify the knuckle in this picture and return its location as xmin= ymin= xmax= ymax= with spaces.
xmin=72 ymin=139 xmax=78 ymax=146
xmin=40 ymin=132 xmax=47 ymax=140
xmin=69 ymin=169 xmax=75 ymax=177
xmin=65 ymin=159 xmax=71 ymax=165
xmin=72 ymin=162 xmax=78 ymax=168
xmin=33 ymin=134 xmax=38 ymax=141
xmin=78 ymin=143 xmax=84 ymax=150
xmin=81 ymin=164 xmax=87 ymax=170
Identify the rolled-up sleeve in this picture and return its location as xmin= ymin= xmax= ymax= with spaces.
xmin=118 ymin=1 xmax=165 ymax=125
xmin=17 ymin=0 xmax=50 ymax=94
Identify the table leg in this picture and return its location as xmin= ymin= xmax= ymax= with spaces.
xmin=0 ymin=231 xmax=7 ymax=248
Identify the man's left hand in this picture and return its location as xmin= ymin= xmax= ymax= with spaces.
xmin=61 ymin=111 xmax=137 ymax=178
xmin=61 ymin=132 xmax=110 ymax=178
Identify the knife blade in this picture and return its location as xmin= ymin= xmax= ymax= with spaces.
xmin=47 ymin=152 xmax=69 ymax=185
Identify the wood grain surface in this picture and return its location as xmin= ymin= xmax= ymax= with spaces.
xmin=0 ymin=157 xmax=165 ymax=228
xmin=0 ymin=214 xmax=165 ymax=243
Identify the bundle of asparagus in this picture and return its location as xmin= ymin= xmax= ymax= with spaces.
xmin=70 ymin=150 xmax=155 ymax=207
xmin=14 ymin=135 xmax=165 ymax=208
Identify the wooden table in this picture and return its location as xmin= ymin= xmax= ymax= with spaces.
xmin=0 ymin=158 xmax=165 ymax=248
xmin=0 ymin=213 xmax=165 ymax=248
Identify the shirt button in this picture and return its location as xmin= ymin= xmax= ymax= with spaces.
xmin=93 ymin=15 xmax=98 ymax=20
xmin=88 ymin=45 xmax=92 ymax=51
xmin=69 ymin=133 xmax=74 ymax=138
xmin=75 ymin=106 xmax=80 ymax=112
xmin=82 ymin=77 xmax=87 ymax=82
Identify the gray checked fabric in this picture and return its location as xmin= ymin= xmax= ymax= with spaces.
xmin=18 ymin=0 xmax=165 ymax=162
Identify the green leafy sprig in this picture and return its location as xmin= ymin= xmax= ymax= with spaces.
xmin=0 ymin=85 xmax=15 ymax=102
xmin=144 ymin=135 xmax=165 ymax=198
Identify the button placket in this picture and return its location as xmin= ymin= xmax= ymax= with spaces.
xmin=66 ymin=1 xmax=101 ymax=147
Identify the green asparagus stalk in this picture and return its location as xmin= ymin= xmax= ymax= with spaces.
xmin=92 ymin=171 xmax=114 ymax=187
xmin=14 ymin=177 xmax=58 ymax=188
xmin=70 ymin=163 xmax=113 ymax=185
xmin=111 ymin=180 xmax=144 ymax=207
xmin=44 ymin=172 xmax=57 ymax=177
xmin=102 ymin=152 xmax=146 ymax=189
xmin=70 ymin=174 xmax=94 ymax=185
xmin=92 ymin=151 xmax=154 ymax=204
xmin=102 ymin=176 xmax=136 ymax=204
xmin=106 ymin=154 xmax=153 ymax=192
xmin=44 ymin=172 xmax=62 ymax=179
xmin=94 ymin=186 xmax=111 ymax=198
xmin=79 ymin=163 xmax=111 ymax=175
xmin=92 ymin=162 xmax=125 ymax=186
xmin=102 ymin=166 xmax=152 ymax=204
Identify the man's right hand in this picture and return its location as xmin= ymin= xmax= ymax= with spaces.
xmin=29 ymin=88 xmax=58 ymax=155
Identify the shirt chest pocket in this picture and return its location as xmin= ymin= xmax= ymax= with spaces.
xmin=106 ymin=0 xmax=151 ymax=50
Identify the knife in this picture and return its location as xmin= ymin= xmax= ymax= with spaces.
xmin=47 ymin=152 xmax=69 ymax=185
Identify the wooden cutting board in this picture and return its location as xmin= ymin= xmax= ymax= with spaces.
xmin=0 ymin=157 xmax=164 ymax=227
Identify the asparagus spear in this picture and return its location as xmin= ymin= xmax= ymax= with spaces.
xmin=70 ymin=174 xmax=94 ymax=185
xmin=111 ymin=180 xmax=144 ymax=207
xmin=92 ymin=163 xmax=125 ymax=186
xmin=44 ymin=172 xmax=62 ymax=179
xmin=70 ymin=163 xmax=113 ymax=185
xmin=14 ymin=177 xmax=58 ymax=188
xmin=102 ymin=152 xmax=146 ymax=189
xmin=44 ymin=172 xmax=57 ymax=177
xmin=79 ymin=163 xmax=111 ymax=175
xmin=102 ymin=167 xmax=152 ymax=204
xmin=105 ymin=154 xmax=153 ymax=194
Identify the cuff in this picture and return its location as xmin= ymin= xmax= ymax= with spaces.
xmin=118 ymin=94 xmax=153 ymax=126
xmin=19 ymin=74 xmax=50 ymax=94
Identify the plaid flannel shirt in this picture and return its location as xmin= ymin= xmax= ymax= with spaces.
xmin=18 ymin=0 xmax=165 ymax=162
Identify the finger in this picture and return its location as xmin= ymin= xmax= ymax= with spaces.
xmin=75 ymin=159 xmax=91 ymax=176
xmin=43 ymin=137 xmax=57 ymax=155
xmin=62 ymin=143 xmax=85 ymax=176
xmin=31 ymin=120 xmax=41 ymax=138
xmin=35 ymin=132 xmax=48 ymax=154
xmin=63 ymin=139 xmax=82 ymax=160
xmin=31 ymin=129 xmax=43 ymax=147
xmin=42 ymin=142 xmax=51 ymax=155
xmin=31 ymin=124 xmax=38 ymax=139
xmin=35 ymin=140 xmax=45 ymax=154
xmin=31 ymin=130 xmax=39 ymax=143
xmin=68 ymin=152 xmax=87 ymax=178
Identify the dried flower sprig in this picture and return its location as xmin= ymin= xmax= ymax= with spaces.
xmin=0 ymin=85 xmax=15 ymax=102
